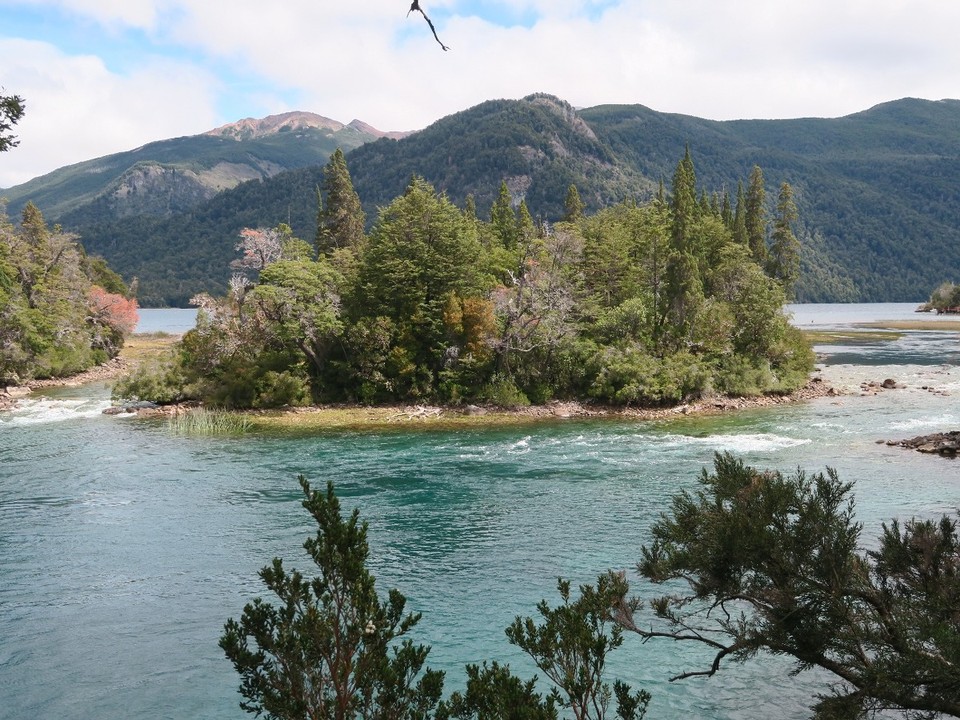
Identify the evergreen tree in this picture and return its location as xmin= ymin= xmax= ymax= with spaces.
xmin=490 ymin=181 xmax=517 ymax=250
xmin=745 ymin=165 xmax=768 ymax=264
xmin=316 ymin=148 xmax=365 ymax=256
xmin=767 ymin=182 xmax=800 ymax=298
xmin=516 ymin=199 xmax=536 ymax=247
xmin=669 ymin=147 xmax=697 ymax=253
xmin=664 ymin=149 xmax=703 ymax=344
xmin=355 ymin=177 xmax=489 ymax=396
xmin=720 ymin=191 xmax=733 ymax=229
xmin=618 ymin=453 xmax=960 ymax=720
xmin=732 ymin=181 xmax=748 ymax=247
xmin=564 ymin=183 xmax=585 ymax=222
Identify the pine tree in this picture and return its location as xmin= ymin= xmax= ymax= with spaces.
xmin=669 ymin=147 xmax=697 ymax=254
xmin=732 ymin=181 xmax=748 ymax=247
xmin=767 ymin=182 xmax=800 ymax=297
xmin=745 ymin=166 xmax=767 ymax=264
xmin=0 ymin=89 xmax=25 ymax=152
xmin=489 ymin=181 xmax=517 ymax=250
xmin=316 ymin=148 xmax=365 ymax=256
xmin=563 ymin=183 xmax=584 ymax=222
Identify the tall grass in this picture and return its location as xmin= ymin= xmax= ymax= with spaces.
xmin=167 ymin=408 xmax=252 ymax=436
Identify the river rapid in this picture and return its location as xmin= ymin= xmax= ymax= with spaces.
xmin=1 ymin=304 xmax=959 ymax=719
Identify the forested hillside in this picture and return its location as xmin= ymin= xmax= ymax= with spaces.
xmin=6 ymin=95 xmax=960 ymax=305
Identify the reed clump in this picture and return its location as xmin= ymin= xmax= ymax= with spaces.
xmin=167 ymin=408 xmax=252 ymax=436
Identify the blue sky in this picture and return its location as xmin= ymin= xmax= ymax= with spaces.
xmin=2 ymin=0 xmax=959 ymax=187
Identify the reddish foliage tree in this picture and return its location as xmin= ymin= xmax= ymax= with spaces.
xmin=88 ymin=285 xmax=139 ymax=336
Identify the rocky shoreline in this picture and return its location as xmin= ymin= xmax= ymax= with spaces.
xmin=2 ymin=359 xmax=839 ymax=422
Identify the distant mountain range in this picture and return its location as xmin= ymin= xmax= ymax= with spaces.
xmin=3 ymin=95 xmax=959 ymax=306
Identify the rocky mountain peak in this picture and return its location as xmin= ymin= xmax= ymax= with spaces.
xmin=205 ymin=111 xmax=347 ymax=140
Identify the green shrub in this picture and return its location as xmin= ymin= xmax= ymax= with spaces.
xmin=253 ymin=370 xmax=311 ymax=408
xmin=589 ymin=347 xmax=709 ymax=405
xmin=481 ymin=375 xmax=530 ymax=408
xmin=112 ymin=353 xmax=192 ymax=404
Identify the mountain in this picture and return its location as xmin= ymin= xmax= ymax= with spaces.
xmin=4 ymin=95 xmax=960 ymax=306
xmin=0 ymin=111 xmax=403 ymax=222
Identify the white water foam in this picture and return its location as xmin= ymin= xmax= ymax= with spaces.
xmin=886 ymin=414 xmax=960 ymax=432
xmin=659 ymin=432 xmax=812 ymax=453
xmin=2 ymin=396 xmax=114 ymax=426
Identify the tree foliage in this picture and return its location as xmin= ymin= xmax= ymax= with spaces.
xmin=222 ymin=479 xmax=650 ymax=720
xmin=220 ymin=477 xmax=445 ymax=719
xmin=0 ymin=202 xmax=135 ymax=383
xmin=0 ymin=89 xmax=25 ymax=153
xmin=116 ymin=150 xmax=812 ymax=408
xmin=613 ymin=453 xmax=960 ymax=720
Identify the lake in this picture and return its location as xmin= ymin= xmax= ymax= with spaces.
xmin=2 ymin=304 xmax=959 ymax=719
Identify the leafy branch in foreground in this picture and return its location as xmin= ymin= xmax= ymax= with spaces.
xmin=612 ymin=452 xmax=960 ymax=720
xmin=222 ymin=478 xmax=651 ymax=720
xmin=440 ymin=574 xmax=649 ymax=720
xmin=220 ymin=477 xmax=444 ymax=720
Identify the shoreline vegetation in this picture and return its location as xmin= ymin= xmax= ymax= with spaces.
xmin=3 ymin=330 xmax=842 ymax=429
xmin=4 ymin=317 xmax=955 ymax=429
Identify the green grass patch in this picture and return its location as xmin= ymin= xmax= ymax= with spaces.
xmin=802 ymin=329 xmax=904 ymax=344
xmin=167 ymin=408 xmax=252 ymax=436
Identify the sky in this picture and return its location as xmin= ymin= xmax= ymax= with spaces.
xmin=1 ymin=0 xmax=959 ymax=188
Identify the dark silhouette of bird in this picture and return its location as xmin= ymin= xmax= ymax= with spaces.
xmin=407 ymin=1 xmax=449 ymax=51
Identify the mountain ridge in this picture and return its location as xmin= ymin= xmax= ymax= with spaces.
xmin=4 ymin=94 xmax=960 ymax=306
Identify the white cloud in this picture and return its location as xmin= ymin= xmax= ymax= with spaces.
xmin=3 ymin=0 xmax=960 ymax=185
xmin=0 ymin=38 xmax=219 ymax=188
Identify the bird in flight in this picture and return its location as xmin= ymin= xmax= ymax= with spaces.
xmin=408 ymin=1 xmax=450 ymax=51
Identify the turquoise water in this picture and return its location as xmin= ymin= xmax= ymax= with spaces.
xmin=2 ymin=306 xmax=960 ymax=719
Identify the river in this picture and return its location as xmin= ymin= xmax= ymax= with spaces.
xmin=1 ymin=304 xmax=958 ymax=719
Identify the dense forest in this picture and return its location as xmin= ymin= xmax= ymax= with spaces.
xmin=114 ymin=149 xmax=812 ymax=409
xmin=0 ymin=202 xmax=138 ymax=383
xmin=9 ymin=94 xmax=960 ymax=306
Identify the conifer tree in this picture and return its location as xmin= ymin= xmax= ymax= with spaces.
xmin=720 ymin=191 xmax=733 ymax=229
xmin=732 ymin=182 xmax=748 ymax=247
xmin=221 ymin=477 xmax=444 ymax=720
xmin=490 ymin=181 xmax=517 ymax=250
xmin=767 ymin=182 xmax=800 ymax=297
xmin=516 ymin=199 xmax=536 ymax=247
xmin=745 ymin=166 xmax=767 ymax=264
xmin=669 ymin=147 xmax=697 ymax=253
xmin=564 ymin=183 xmax=584 ymax=222
xmin=316 ymin=148 xmax=365 ymax=256
xmin=664 ymin=149 xmax=703 ymax=343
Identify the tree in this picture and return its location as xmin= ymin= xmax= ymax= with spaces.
xmin=745 ymin=166 xmax=767 ymax=264
xmin=233 ymin=227 xmax=284 ymax=272
xmin=354 ymin=176 xmax=488 ymax=397
xmin=0 ymin=89 xmax=25 ymax=152
xmin=490 ymin=181 xmax=518 ymax=250
xmin=613 ymin=453 xmax=960 ymax=720
xmin=564 ymin=184 xmax=585 ymax=222
xmin=768 ymin=182 xmax=800 ymax=298
xmin=316 ymin=148 xmax=366 ymax=256
xmin=221 ymin=477 xmax=445 ymax=720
